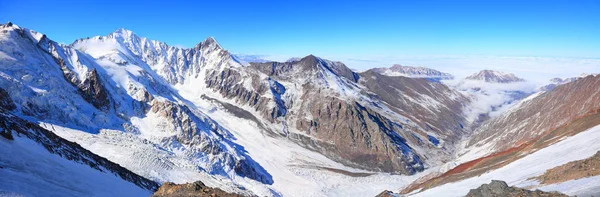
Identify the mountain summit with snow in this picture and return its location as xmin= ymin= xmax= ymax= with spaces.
xmin=465 ymin=70 xmax=525 ymax=83
xmin=369 ymin=64 xmax=454 ymax=80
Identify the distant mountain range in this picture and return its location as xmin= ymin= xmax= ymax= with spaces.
xmin=369 ymin=64 xmax=454 ymax=80
xmin=465 ymin=69 xmax=525 ymax=83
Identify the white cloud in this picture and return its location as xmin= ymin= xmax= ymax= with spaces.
xmin=323 ymin=55 xmax=600 ymax=86
xmin=235 ymin=53 xmax=600 ymax=87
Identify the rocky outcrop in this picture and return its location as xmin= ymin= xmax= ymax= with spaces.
xmin=0 ymin=88 xmax=15 ymax=140
xmin=0 ymin=87 xmax=15 ymax=111
xmin=466 ymin=180 xmax=567 ymax=197
xmin=152 ymin=181 xmax=243 ymax=197
xmin=374 ymin=190 xmax=396 ymax=197
xmin=204 ymin=68 xmax=281 ymax=122
xmin=78 ymin=68 xmax=112 ymax=111
xmin=535 ymin=151 xmax=600 ymax=185
xmin=295 ymin=95 xmax=424 ymax=174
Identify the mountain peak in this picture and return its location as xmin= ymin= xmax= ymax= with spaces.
xmin=109 ymin=28 xmax=139 ymax=41
xmin=297 ymin=55 xmax=324 ymax=68
xmin=369 ymin=64 xmax=454 ymax=80
xmin=465 ymin=70 xmax=525 ymax=83
xmin=199 ymin=36 xmax=222 ymax=50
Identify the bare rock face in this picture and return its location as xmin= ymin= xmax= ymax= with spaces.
xmin=152 ymin=181 xmax=243 ymax=197
xmin=466 ymin=180 xmax=567 ymax=197
xmin=0 ymin=87 xmax=16 ymax=111
xmin=204 ymin=68 xmax=280 ymax=122
xmin=0 ymin=87 xmax=16 ymax=140
xmin=374 ymin=190 xmax=396 ymax=197
xmin=295 ymin=94 xmax=424 ymax=174
xmin=79 ymin=68 xmax=112 ymax=111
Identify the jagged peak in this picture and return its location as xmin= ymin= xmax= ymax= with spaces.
xmin=466 ymin=69 xmax=525 ymax=83
xmin=109 ymin=28 xmax=139 ymax=40
xmin=198 ymin=36 xmax=223 ymax=50
xmin=299 ymin=54 xmax=321 ymax=64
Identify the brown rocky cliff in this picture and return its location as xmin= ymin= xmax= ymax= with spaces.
xmin=152 ymin=181 xmax=244 ymax=197
xmin=466 ymin=180 xmax=567 ymax=197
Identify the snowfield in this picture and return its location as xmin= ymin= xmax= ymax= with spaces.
xmin=0 ymin=134 xmax=151 ymax=197
xmin=413 ymin=124 xmax=600 ymax=197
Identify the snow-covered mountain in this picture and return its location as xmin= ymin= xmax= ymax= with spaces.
xmin=3 ymin=22 xmax=600 ymax=197
xmin=0 ymin=23 xmax=472 ymax=196
xmin=369 ymin=64 xmax=454 ymax=80
xmin=0 ymin=87 xmax=157 ymax=196
xmin=465 ymin=69 xmax=525 ymax=83
xmin=0 ymin=23 xmax=271 ymax=195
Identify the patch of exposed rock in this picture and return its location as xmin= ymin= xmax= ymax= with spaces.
xmin=374 ymin=190 xmax=396 ymax=197
xmin=466 ymin=180 xmax=568 ymax=197
xmin=535 ymin=151 xmax=600 ymax=185
xmin=0 ymin=87 xmax=16 ymax=111
xmin=152 ymin=181 xmax=244 ymax=197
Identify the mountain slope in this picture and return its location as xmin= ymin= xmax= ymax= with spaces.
xmin=0 ymin=22 xmax=271 ymax=191
xmin=465 ymin=70 xmax=525 ymax=83
xmin=401 ymin=74 xmax=600 ymax=196
xmin=0 ymin=88 xmax=157 ymax=196
xmin=465 ymin=74 xmax=600 ymax=157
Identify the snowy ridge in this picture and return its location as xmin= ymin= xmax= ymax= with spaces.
xmin=465 ymin=69 xmax=525 ymax=83
xmin=369 ymin=64 xmax=454 ymax=80
xmin=0 ymin=23 xmax=272 ymax=195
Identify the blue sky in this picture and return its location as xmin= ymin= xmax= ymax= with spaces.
xmin=2 ymin=0 xmax=599 ymax=57
xmin=1 ymin=0 xmax=599 ymax=78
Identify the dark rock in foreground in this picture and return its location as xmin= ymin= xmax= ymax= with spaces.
xmin=466 ymin=180 xmax=568 ymax=197
xmin=152 ymin=181 xmax=244 ymax=197
xmin=375 ymin=190 xmax=396 ymax=197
